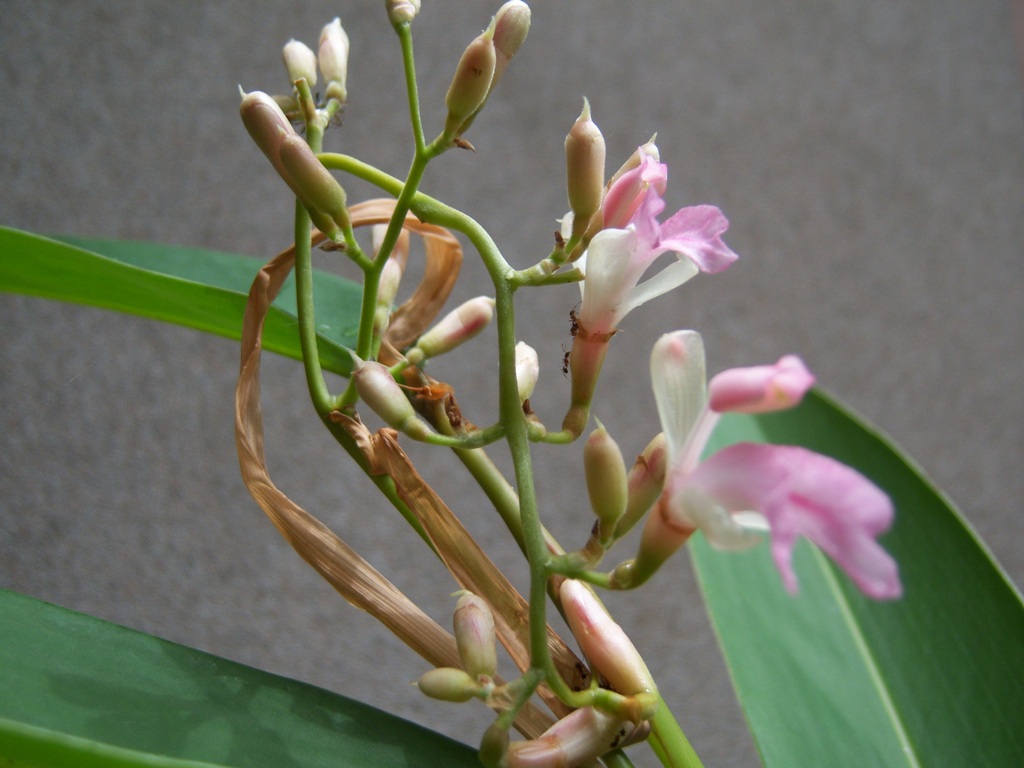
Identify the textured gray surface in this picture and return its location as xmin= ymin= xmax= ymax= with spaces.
xmin=1 ymin=2 xmax=1022 ymax=766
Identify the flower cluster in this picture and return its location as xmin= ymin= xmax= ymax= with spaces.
xmin=236 ymin=4 xmax=902 ymax=768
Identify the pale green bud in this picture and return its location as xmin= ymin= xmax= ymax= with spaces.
xmin=239 ymin=89 xmax=297 ymax=180
xmin=444 ymin=22 xmax=496 ymax=138
xmin=416 ymin=667 xmax=480 ymax=702
xmin=565 ymin=98 xmax=605 ymax=240
xmin=386 ymin=0 xmax=420 ymax=25
xmin=352 ymin=360 xmax=433 ymax=440
xmin=492 ymin=1 xmax=531 ymax=84
xmin=613 ymin=432 xmax=668 ymax=539
xmin=583 ymin=422 xmax=627 ymax=538
xmin=454 ymin=593 xmax=497 ymax=680
xmin=318 ymin=18 xmax=350 ymax=103
xmin=411 ymin=297 xmax=495 ymax=363
xmin=283 ymin=39 xmax=317 ymax=87
xmin=278 ymin=133 xmax=350 ymax=237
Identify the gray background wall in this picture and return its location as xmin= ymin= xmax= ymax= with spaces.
xmin=2 ymin=2 xmax=1022 ymax=766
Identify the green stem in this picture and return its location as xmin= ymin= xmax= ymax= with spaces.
xmin=396 ymin=23 xmax=427 ymax=155
xmin=648 ymin=696 xmax=705 ymax=768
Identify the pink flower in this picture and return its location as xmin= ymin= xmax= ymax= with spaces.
xmin=649 ymin=331 xmax=901 ymax=599
xmin=576 ymin=153 xmax=739 ymax=336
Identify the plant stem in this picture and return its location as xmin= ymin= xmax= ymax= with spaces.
xmin=648 ymin=695 xmax=705 ymax=768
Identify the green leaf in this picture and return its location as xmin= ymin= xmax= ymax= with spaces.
xmin=691 ymin=389 xmax=1024 ymax=767
xmin=0 ymin=227 xmax=361 ymax=375
xmin=0 ymin=589 xmax=478 ymax=768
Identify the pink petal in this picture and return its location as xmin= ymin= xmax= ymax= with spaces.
xmin=708 ymin=355 xmax=816 ymax=414
xmin=686 ymin=443 xmax=902 ymax=599
xmin=657 ymin=205 xmax=739 ymax=274
xmin=602 ymin=152 xmax=667 ymax=229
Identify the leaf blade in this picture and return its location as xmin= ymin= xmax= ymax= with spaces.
xmin=0 ymin=228 xmax=360 ymax=375
xmin=0 ymin=589 xmax=479 ymax=768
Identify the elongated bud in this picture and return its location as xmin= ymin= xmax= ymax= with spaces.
xmin=565 ymin=99 xmax=606 ymax=240
xmin=278 ymin=133 xmax=350 ymax=238
xmin=708 ymin=355 xmax=815 ymax=414
xmin=352 ymin=360 xmax=433 ymax=440
xmin=375 ymin=225 xmax=409 ymax=309
xmin=283 ymin=39 xmax=317 ymax=87
xmin=417 ymin=667 xmax=481 ymax=702
xmin=506 ymin=707 xmax=629 ymax=768
xmin=454 ymin=593 xmax=497 ymax=680
xmin=492 ymin=1 xmax=531 ymax=84
xmin=515 ymin=341 xmax=539 ymax=403
xmin=319 ymin=18 xmax=350 ymax=103
xmin=409 ymin=297 xmax=495 ymax=364
xmin=386 ymin=0 xmax=420 ymax=24
xmin=240 ymin=89 xmax=298 ymax=179
xmin=559 ymin=580 xmax=656 ymax=697
xmin=584 ymin=423 xmax=627 ymax=539
xmin=444 ymin=22 xmax=496 ymax=138
xmin=373 ymin=227 xmax=410 ymax=340
xmin=613 ymin=433 xmax=668 ymax=538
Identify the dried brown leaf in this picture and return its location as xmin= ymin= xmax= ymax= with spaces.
xmin=234 ymin=229 xmax=553 ymax=738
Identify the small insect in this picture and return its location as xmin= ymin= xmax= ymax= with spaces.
xmin=561 ymin=345 xmax=571 ymax=378
xmin=553 ymin=230 xmax=566 ymax=249
xmin=568 ymin=307 xmax=579 ymax=339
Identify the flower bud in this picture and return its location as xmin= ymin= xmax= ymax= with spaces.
xmin=506 ymin=706 xmax=629 ymax=768
xmin=584 ymin=423 xmax=627 ymax=538
xmin=278 ymin=133 xmax=350 ymax=238
xmin=444 ymin=23 xmax=497 ymax=138
xmin=283 ymin=39 xmax=317 ymax=87
xmin=318 ymin=18 xmax=350 ymax=103
xmin=416 ymin=667 xmax=480 ymax=702
xmin=352 ymin=360 xmax=433 ymax=439
xmin=386 ymin=0 xmax=420 ymax=25
xmin=239 ymin=89 xmax=297 ymax=180
xmin=613 ymin=432 xmax=668 ymax=538
xmin=565 ymin=98 xmax=606 ymax=240
xmin=272 ymin=93 xmax=300 ymax=116
xmin=559 ymin=580 xmax=656 ymax=697
xmin=374 ymin=225 xmax=409 ymax=310
xmin=411 ymin=296 xmax=495 ymax=362
xmin=708 ymin=355 xmax=815 ymax=414
xmin=491 ymin=1 xmax=531 ymax=85
xmin=514 ymin=341 xmax=539 ymax=403
xmin=373 ymin=229 xmax=409 ymax=340
xmin=453 ymin=593 xmax=497 ymax=680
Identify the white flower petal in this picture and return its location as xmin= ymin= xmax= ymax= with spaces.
xmin=619 ymin=259 xmax=699 ymax=318
xmin=578 ymin=227 xmax=636 ymax=331
xmin=650 ymin=331 xmax=707 ymax=462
